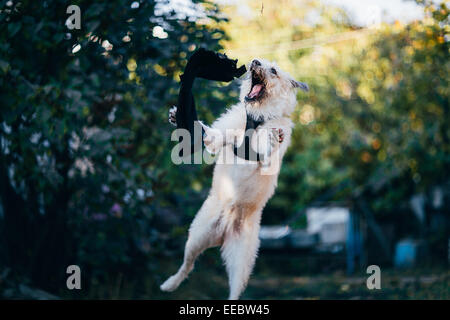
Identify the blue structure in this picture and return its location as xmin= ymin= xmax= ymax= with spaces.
xmin=394 ymin=239 xmax=418 ymax=268
xmin=346 ymin=211 xmax=364 ymax=274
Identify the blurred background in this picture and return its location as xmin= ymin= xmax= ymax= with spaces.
xmin=0 ymin=0 xmax=448 ymax=299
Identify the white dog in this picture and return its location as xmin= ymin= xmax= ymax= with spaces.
xmin=161 ymin=59 xmax=308 ymax=299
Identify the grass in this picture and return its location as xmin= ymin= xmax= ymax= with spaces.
xmin=123 ymin=250 xmax=450 ymax=300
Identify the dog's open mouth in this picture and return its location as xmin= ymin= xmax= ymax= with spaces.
xmin=245 ymin=71 xmax=265 ymax=102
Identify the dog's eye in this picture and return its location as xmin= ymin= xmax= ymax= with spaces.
xmin=271 ymin=67 xmax=277 ymax=75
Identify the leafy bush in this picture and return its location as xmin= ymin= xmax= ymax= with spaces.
xmin=0 ymin=0 xmax=236 ymax=293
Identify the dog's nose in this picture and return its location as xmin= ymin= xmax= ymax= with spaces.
xmin=251 ymin=59 xmax=261 ymax=67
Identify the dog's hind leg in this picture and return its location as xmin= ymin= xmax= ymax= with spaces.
xmin=160 ymin=195 xmax=223 ymax=292
xmin=221 ymin=208 xmax=261 ymax=300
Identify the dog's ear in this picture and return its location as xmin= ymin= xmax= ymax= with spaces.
xmin=291 ymin=80 xmax=309 ymax=92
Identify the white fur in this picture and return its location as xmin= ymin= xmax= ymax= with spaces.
xmin=161 ymin=59 xmax=304 ymax=299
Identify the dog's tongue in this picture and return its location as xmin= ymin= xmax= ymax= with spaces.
xmin=248 ymin=84 xmax=263 ymax=98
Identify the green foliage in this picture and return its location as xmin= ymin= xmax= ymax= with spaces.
xmin=283 ymin=1 xmax=449 ymax=217
xmin=221 ymin=0 xmax=449 ymax=224
xmin=0 ymin=0 xmax=236 ymax=293
xmin=0 ymin=0 xmax=448 ymax=298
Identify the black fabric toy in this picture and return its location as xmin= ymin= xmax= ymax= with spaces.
xmin=175 ymin=48 xmax=257 ymax=158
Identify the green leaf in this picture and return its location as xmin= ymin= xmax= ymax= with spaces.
xmin=7 ymin=22 xmax=21 ymax=37
xmin=0 ymin=60 xmax=10 ymax=73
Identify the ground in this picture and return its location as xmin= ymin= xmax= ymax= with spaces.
xmin=151 ymin=251 xmax=449 ymax=300
xmin=2 ymin=250 xmax=448 ymax=299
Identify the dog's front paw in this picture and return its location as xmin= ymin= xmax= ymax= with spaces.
xmin=262 ymin=128 xmax=283 ymax=161
xmin=168 ymin=105 xmax=177 ymax=127
xmin=269 ymin=128 xmax=284 ymax=149
xmin=202 ymin=125 xmax=224 ymax=154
